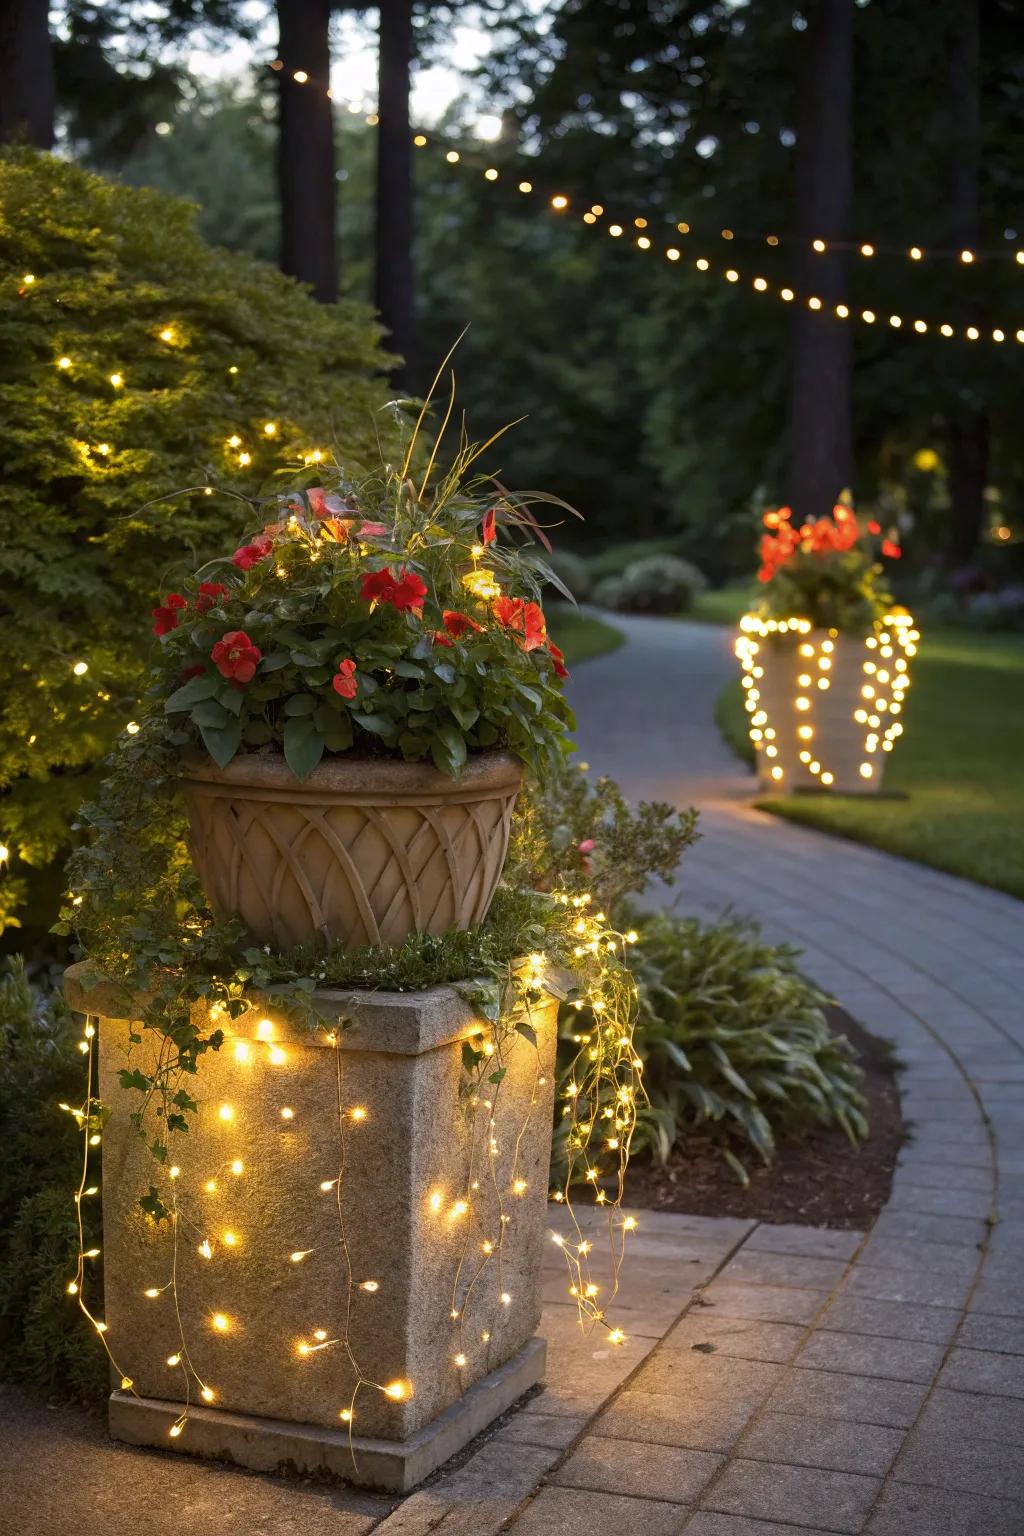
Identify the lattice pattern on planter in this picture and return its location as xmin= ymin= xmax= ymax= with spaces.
xmin=735 ymin=613 xmax=918 ymax=794
xmin=182 ymin=757 xmax=521 ymax=949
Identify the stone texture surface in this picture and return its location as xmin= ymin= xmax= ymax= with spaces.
xmin=71 ymin=970 xmax=559 ymax=1467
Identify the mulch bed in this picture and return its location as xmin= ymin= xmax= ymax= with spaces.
xmin=623 ymin=1008 xmax=904 ymax=1230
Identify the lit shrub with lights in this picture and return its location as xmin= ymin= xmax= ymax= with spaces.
xmin=0 ymin=147 xmax=392 ymax=933
xmin=737 ymin=497 xmax=918 ymax=793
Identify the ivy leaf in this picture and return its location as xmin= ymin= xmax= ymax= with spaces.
xmin=487 ymin=1066 xmax=508 ymax=1084
xmin=515 ymin=1021 xmax=538 ymax=1047
xmin=139 ymin=1187 xmax=170 ymax=1222
xmin=118 ymin=1068 xmax=150 ymax=1093
xmin=283 ymin=717 xmax=325 ymax=780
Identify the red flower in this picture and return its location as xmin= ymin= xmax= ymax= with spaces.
xmin=359 ymin=566 xmax=427 ymax=614
xmin=307 ymin=487 xmax=327 ymax=518
xmin=195 ymin=581 xmax=229 ymax=613
xmin=357 ymin=522 xmax=388 ymax=538
xmin=868 ymin=519 xmax=881 ymax=535
xmin=443 ymin=610 xmax=484 ymax=638
xmin=492 ymin=596 xmax=547 ymax=652
xmin=881 ymin=537 xmax=901 ymax=559
xmin=522 ymin=601 xmax=547 ymax=651
xmin=152 ymin=593 xmax=187 ymax=635
xmin=360 ymin=568 xmax=398 ymax=605
xmin=432 ymin=631 xmax=455 ymax=648
xmin=492 ymin=595 xmax=524 ymax=630
xmin=232 ymin=534 xmax=273 ymax=571
xmin=482 ymin=507 xmax=497 ymax=545
xmin=210 ymin=630 xmax=261 ymax=684
xmin=332 ymin=659 xmax=358 ymax=699
xmin=548 ymin=640 xmax=569 ymax=679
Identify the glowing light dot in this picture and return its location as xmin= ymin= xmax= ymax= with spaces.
xmin=281 ymin=1107 xmax=295 ymax=1120
xmin=360 ymin=1279 xmax=379 ymax=1292
xmin=169 ymin=1166 xmax=180 ymax=1179
xmin=484 ymin=168 xmax=498 ymax=181
xmin=212 ymin=1313 xmax=230 ymax=1332
xmin=269 ymin=1046 xmax=286 ymax=1065
xmin=385 ymin=1380 xmax=411 ymax=1401
xmin=167 ymin=1354 xmax=181 ymax=1367
xmin=110 ymin=372 xmax=124 ymax=388
xmin=233 ymin=1041 xmax=250 ymax=1063
xmin=263 ymin=421 xmax=277 ymax=436
xmin=518 ymin=180 xmax=532 ymax=193
xmin=861 ymin=243 xmax=875 ymax=257
xmin=218 ymin=1104 xmax=234 ymax=1122
xmin=144 ymin=1287 xmax=160 ymax=1298
xmin=73 ymin=661 xmax=88 ymax=676
xmin=120 ymin=1377 xmax=133 ymax=1390
xmin=960 ymin=249 xmax=974 ymax=264
xmin=222 ymin=1231 xmax=238 ymax=1247
xmin=200 ymin=1387 xmax=215 ymax=1403
xmin=169 ymin=1421 xmax=184 ymax=1438
xmin=126 ymin=721 xmax=140 ymax=735
xmin=230 ymin=1159 xmax=244 ymax=1176
xmin=58 ymin=355 xmax=72 ymax=369
xmin=608 ymin=1328 xmax=626 ymax=1345
xmin=413 ymin=133 xmax=427 ymax=147
xmin=500 ymin=1292 xmax=512 ymax=1306
xmin=159 ymin=328 xmax=175 ymax=342
xmin=290 ymin=1250 xmax=311 ymax=1263
xmin=666 ymin=247 xmax=681 ymax=261
xmin=753 ymin=276 xmax=768 ymax=291
xmin=238 ymin=452 xmax=251 ymax=466
xmin=551 ymin=194 xmax=569 ymax=210
xmin=780 ymin=287 xmax=794 ymax=301
xmin=351 ymin=1106 xmax=367 ymax=1122
xmin=812 ymin=238 xmax=826 ymax=252
xmin=446 ymin=150 xmax=459 ymax=163
xmin=339 ymin=1408 xmax=353 ymax=1422
xmin=293 ymin=70 xmax=308 ymax=83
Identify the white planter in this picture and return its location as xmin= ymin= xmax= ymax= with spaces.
xmin=65 ymin=964 xmax=557 ymax=1492
xmin=735 ymin=616 xmax=917 ymax=794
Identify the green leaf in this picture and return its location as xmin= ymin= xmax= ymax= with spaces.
xmin=515 ymin=1021 xmax=538 ymax=1047
xmin=199 ymin=720 xmax=242 ymax=769
xmin=284 ymin=694 xmax=317 ymax=715
xmin=283 ymin=717 xmax=325 ymax=780
xmin=192 ymin=699 xmax=231 ymax=728
xmin=164 ymin=674 xmax=218 ymax=713
xmin=260 ymin=652 xmax=292 ymax=672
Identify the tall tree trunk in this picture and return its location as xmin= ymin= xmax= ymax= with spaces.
xmin=375 ymin=0 xmax=416 ymax=388
xmin=0 ymin=0 xmax=54 ymax=149
xmin=787 ymin=0 xmax=854 ymax=522
xmin=277 ymin=0 xmax=337 ymax=302
xmin=945 ymin=0 xmax=988 ymax=569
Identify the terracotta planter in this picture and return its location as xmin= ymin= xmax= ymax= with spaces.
xmin=181 ymin=751 xmax=522 ymax=949
xmin=736 ymin=618 xmax=915 ymax=794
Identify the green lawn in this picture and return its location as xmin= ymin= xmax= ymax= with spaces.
xmin=547 ymin=608 xmax=624 ymax=666
xmin=717 ymin=628 xmax=1024 ymax=899
xmin=690 ymin=585 xmax=752 ymax=626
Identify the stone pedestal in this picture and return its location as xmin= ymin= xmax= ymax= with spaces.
xmin=65 ymin=964 xmax=558 ymax=1492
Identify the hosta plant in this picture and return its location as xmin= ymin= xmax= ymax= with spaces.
xmin=628 ymin=913 xmax=867 ymax=1182
xmin=148 ymin=411 xmax=575 ymax=780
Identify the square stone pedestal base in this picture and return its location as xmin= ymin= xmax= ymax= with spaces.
xmin=108 ymin=1336 xmax=545 ymax=1493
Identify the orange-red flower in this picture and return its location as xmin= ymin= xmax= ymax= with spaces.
xmin=881 ymin=537 xmax=901 ymax=559
xmin=548 ymin=640 xmax=569 ymax=679
xmin=442 ymin=610 xmax=484 ymax=638
xmin=482 ymin=507 xmax=497 ymax=544
xmin=359 ymin=566 xmax=428 ymax=614
xmin=211 ymin=630 xmax=261 ymax=683
xmin=152 ymin=593 xmax=187 ymax=636
xmin=332 ymin=659 xmax=358 ymax=698
xmin=232 ymin=535 xmax=273 ymax=571
xmin=492 ymin=596 xmax=547 ymax=652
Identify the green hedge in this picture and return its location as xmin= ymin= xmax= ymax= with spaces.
xmin=0 ymin=149 xmax=394 ymax=935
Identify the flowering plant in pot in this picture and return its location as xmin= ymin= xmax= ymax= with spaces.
xmin=148 ymin=405 xmax=575 ymax=949
xmin=736 ymin=495 xmax=918 ymax=794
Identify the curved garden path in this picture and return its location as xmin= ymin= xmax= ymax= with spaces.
xmin=491 ymin=614 xmax=1024 ymax=1536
